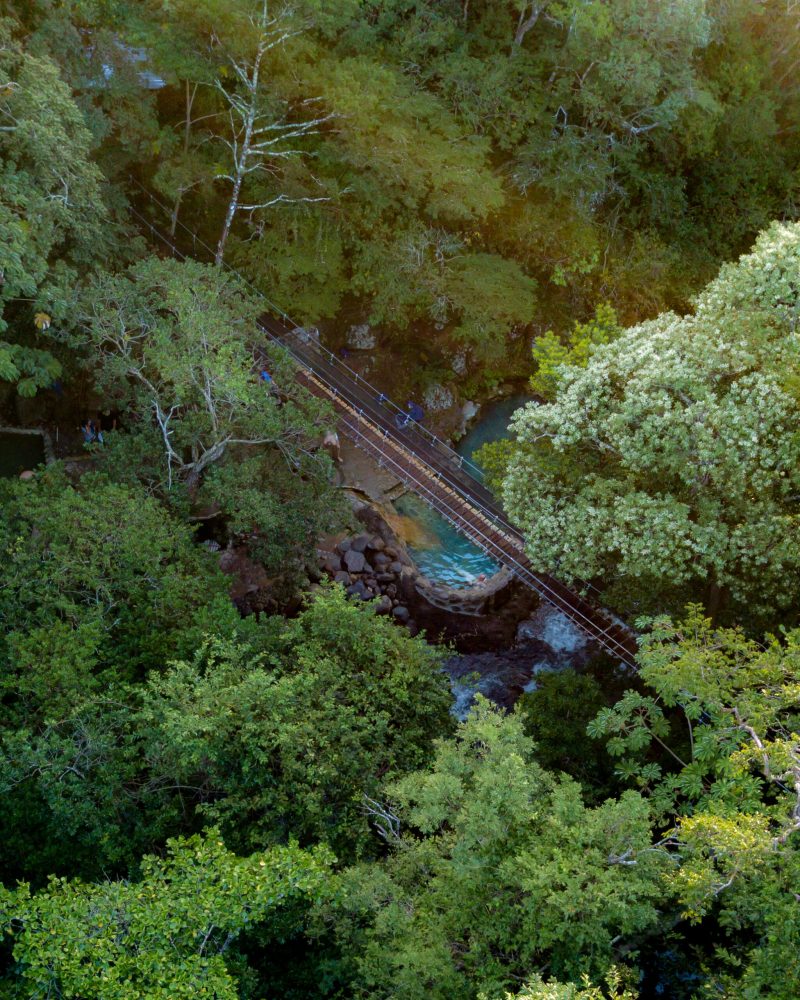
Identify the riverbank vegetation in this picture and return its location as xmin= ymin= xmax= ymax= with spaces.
xmin=1 ymin=1 xmax=799 ymax=997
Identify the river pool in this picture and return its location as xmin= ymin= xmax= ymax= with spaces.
xmin=393 ymin=393 xmax=534 ymax=587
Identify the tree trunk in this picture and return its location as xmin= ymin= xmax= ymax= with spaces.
xmin=706 ymin=580 xmax=729 ymax=624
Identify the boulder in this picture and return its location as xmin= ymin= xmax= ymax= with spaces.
xmin=350 ymin=533 xmax=372 ymax=553
xmin=346 ymin=323 xmax=376 ymax=350
xmin=398 ymin=566 xmax=417 ymax=601
xmin=323 ymin=554 xmax=342 ymax=575
xmin=334 ymin=571 xmax=351 ymax=586
xmin=462 ymin=400 xmax=480 ymax=424
xmin=373 ymin=552 xmax=391 ymax=568
xmin=423 ymin=383 xmax=455 ymax=412
xmin=376 ymin=572 xmax=395 ymax=583
xmin=344 ymin=549 xmax=366 ymax=574
xmin=336 ymin=538 xmax=352 ymax=555
xmin=392 ymin=605 xmax=410 ymax=623
xmin=373 ymin=594 xmax=393 ymax=615
xmin=389 ymin=561 xmax=404 ymax=574
xmin=347 ymin=580 xmax=370 ymax=600
xmin=368 ymin=535 xmax=386 ymax=552
xmin=451 ymin=348 xmax=468 ymax=375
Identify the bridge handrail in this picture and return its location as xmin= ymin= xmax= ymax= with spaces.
xmin=334 ymin=407 xmax=637 ymax=665
xmin=127 ymin=178 xmax=490 ymax=480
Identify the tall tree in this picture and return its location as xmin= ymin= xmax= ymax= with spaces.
xmin=500 ymin=221 xmax=800 ymax=621
xmin=80 ymin=256 xmax=333 ymax=489
xmin=589 ymin=607 xmax=800 ymax=998
xmin=211 ymin=0 xmax=332 ymax=264
xmin=0 ymin=20 xmax=111 ymax=394
xmin=0 ymin=830 xmax=333 ymax=1000
xmin=335 ymin=700 xmax=663 ymax=998
xmin=137 ymin=586 xmax=453 ymax=858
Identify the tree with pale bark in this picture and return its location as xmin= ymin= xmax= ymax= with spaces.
xmin=80 ymin=256 xmax=333 ymax=490
xmin=212 ymin=0 xmax=332 ymax=264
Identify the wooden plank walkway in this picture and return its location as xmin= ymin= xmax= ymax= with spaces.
xmin=259 ymin=317 xmax=639 ymax=668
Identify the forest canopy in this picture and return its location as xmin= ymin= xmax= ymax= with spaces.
xmin=0 ymin=0 xmax=799 ymax=998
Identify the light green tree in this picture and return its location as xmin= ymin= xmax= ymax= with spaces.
xmin=0 ymin=830 xmax=334 ymax=999
xmin=589 ymin=606 xmax=800 ymax=998
xmin=338 ymin=700 xmax=663 ymax=998
xmin=0 ymin=467 xmax=238 ymax=693
xmin=137 ymin=586 xmax=453 ymax=858
xmin=491 ymin=967 xmax=638 ymax=1000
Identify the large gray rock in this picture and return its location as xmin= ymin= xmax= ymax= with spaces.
xmin=392 ymin=605 xmax=410 ymax=623
xmin=451 ymin=348 xmax=468 ymax=375
xmin=373 ymin=594 xmax=393 ymax=615
xmin=347 ymin=580 xmax=370 ymax=600
xmin=373 ymin=552 xmax=391 ymax=568
xmin=389 ymin=561 xmax=404 ymax=575
xmin=323 ymin=554 xmax=342 ymax=575
xmin=462 ymin=400 xmax=479 ymax=424
xmin=350 ymin=533 xmax=372 ymax=553
xmin=346 ymin=323 xmax=376 ymax=350
xmin=334 ymin=571 xmax=351 ymax=586
xmin=344 ymin=549 xmax=366 ymax=574
xmin=336 ymin=538 xmax=352 ymax=555
xmin=368 ymin=535 xmax=386 ymax=552
xmin=398 ymin=566 xmax=417 ymax=601
xmin=423 ymin=383 xmax=455 ymax=411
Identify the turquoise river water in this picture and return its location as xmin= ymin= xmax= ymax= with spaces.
xmin=394 ymin=394 xmax=532 ymax=587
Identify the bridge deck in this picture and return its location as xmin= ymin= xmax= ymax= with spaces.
xmin=260 ymin=318 xmax=638 ymax=668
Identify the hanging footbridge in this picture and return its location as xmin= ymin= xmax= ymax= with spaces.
xmin=128 ymin=183 xmax=639 ymax=668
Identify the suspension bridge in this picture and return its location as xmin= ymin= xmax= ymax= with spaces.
xmin=128 ymin=182 xmax=639 ymax=668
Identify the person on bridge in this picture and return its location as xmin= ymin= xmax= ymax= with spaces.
xmin=406 ymin=400 xmax=424 ymax=423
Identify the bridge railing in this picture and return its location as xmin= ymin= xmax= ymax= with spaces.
xmin=329 ymin=402 xmax=637 ymax=666
xmin=272 ymin=326 xmax=490 ymax=482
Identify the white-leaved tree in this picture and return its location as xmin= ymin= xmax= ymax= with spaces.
xmin=501 ymin=221 xmax=800 ymax=620
xmin=80 ymin=256 xmax=332 ymax=490
xmin=213 ymin=0 xmax=332 ymax=264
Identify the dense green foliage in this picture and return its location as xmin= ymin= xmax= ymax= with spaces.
xmin=497 ymin=222 xmax=800 ymax=622
xmin=0 ymin=0 xmax=799 ymax=997
xmin=0 ymin=830 xmax=334 ymax=999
